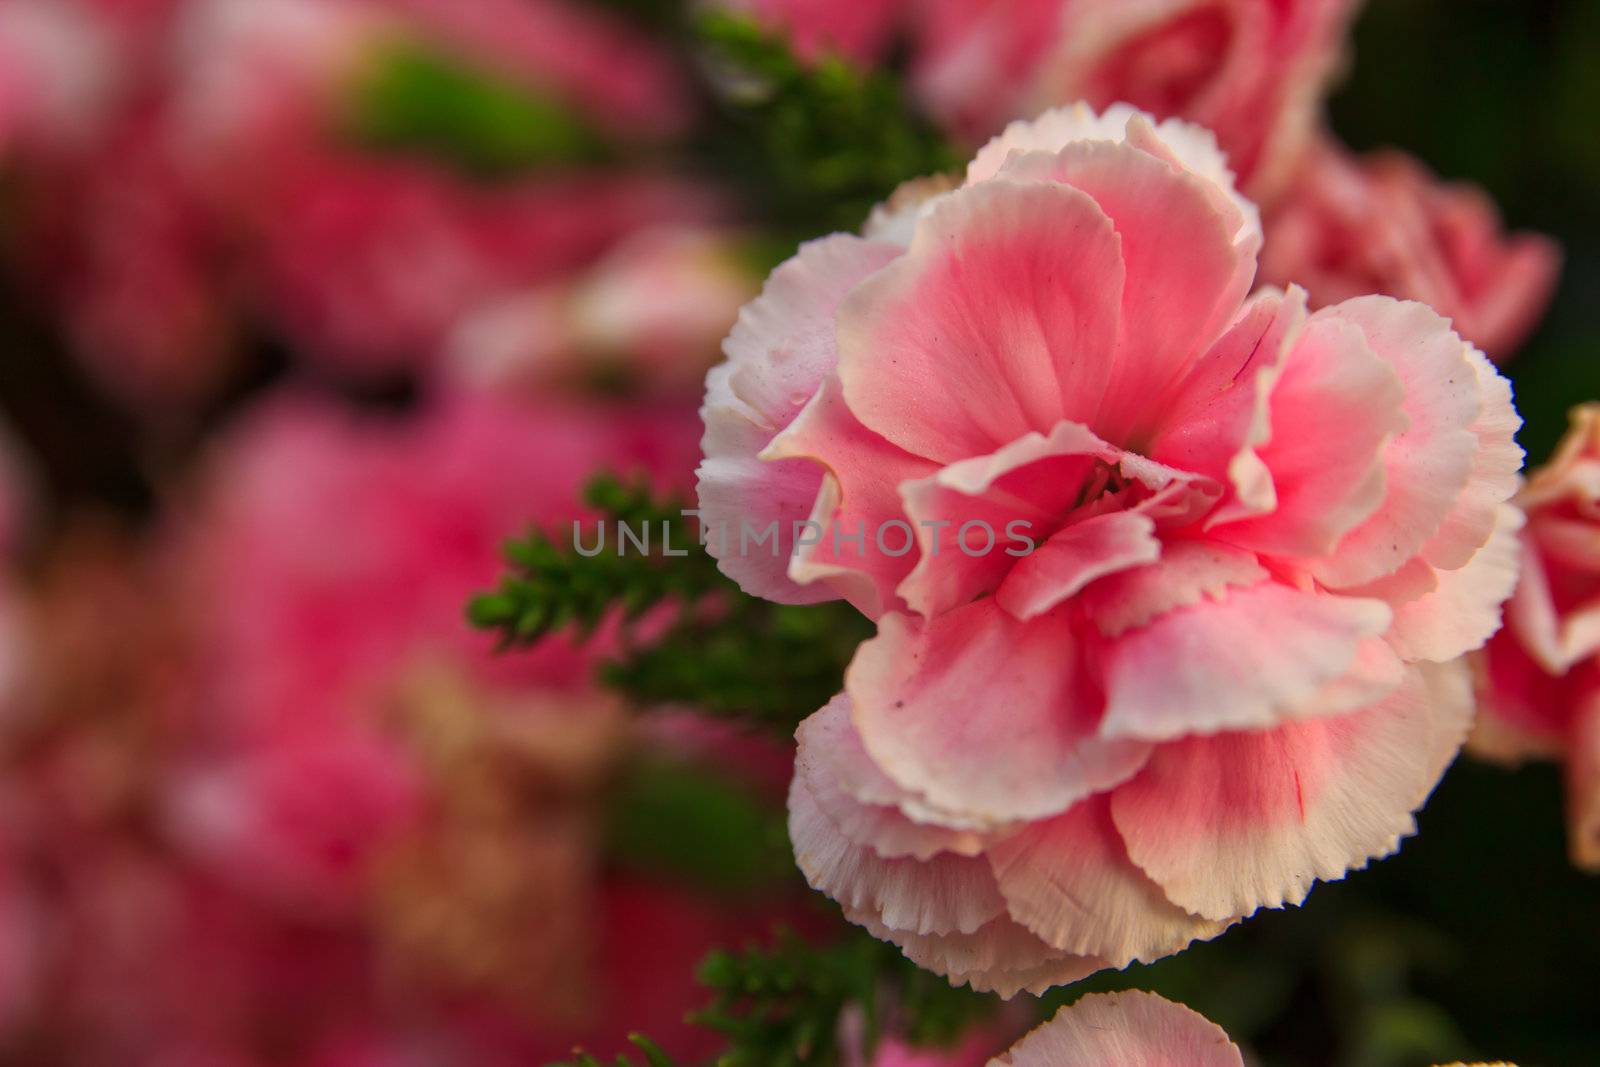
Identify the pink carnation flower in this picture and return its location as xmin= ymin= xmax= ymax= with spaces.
xmin=985 ymin=990 xmax=1515 ymax=1067
xmin=1474 ymin=405 xmax=1600 ymax=870
xmin=912 ymin=0 xmax=1360 ymax=199
xmin=992 ymin=991 xmax=1244 ymax=1066
xmin=1260 ymin=138 xmax=1561 ymax=361
xmin=699 ymin=103 xmax=1523 ymax=995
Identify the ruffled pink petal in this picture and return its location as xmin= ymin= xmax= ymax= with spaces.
xmin=1111 ymin=663 xmax=1466 ymax=920
xmin=764 ymin=375 xmax=937 ymax=617
xmin=996 ymin=512 xmax=1160 ymax=621
xmin=992 ymin=137 xmax=1254 ymax=443
xmin=1122 ymin=113 xmax=1261 ymax=254
xmin=1306 ymin=298 xmax=1486 ymax=588
xmin=836 ymin=181 xmax=1124 ymax=464
xmin=847 ymin=907 xmax=1108 ymax=1000
xmin=699 ymin=363 xmax=839 ymax=605
xmin=1384 ymin=504 xmax=1525 ymax=663
xmin=966 ymin=105 xmax=1260 ymax=250
xmin=1520 ymin=559 xmax=1600 ymax=677
xmin=992 ymin=990 xmax=1244 ymax=1067
xmin=1079 ymin=539 xmax=1267 ymax=637
xmin=895 ymin=420 xmax=1133 ymax=618
xmin=1150 ymin=287 xmax=1307 ymax=524
xmin=795 ymin=695 xmax=998 ymax=859
xmin=1417 ymin=346 xmax=1523 ymax=570
xmin=848 ymin=601 xmax=1151 ymax=825
xmin=986 ymin=797 xmax=1228 ymax=968
xmin=1208 ymin=314 xmax=1407 ymax=560
xmin=697 ymin=235 xmax=900 ymax=603
xmin=789 ymin=775 xmax=1007 ymax=937
xmin=1100 ymin=582 xmax=1393 ymax=742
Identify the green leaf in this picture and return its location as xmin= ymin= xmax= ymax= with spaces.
xmin=343 ymin=34 xmax=611 ymax=175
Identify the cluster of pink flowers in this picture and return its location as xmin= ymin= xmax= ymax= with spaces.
xmin=0 ymin=0 xmax=735 ymax=412
xmin=0 ymin=386 xmax=794 ymax=1063
xmin=2 ymin=5 xmax=769 ymax=1061
xmin=703 ymin=103 xmax=1524 ymax=994
xmin=727 ymin=0 xmax=1559 ymax=359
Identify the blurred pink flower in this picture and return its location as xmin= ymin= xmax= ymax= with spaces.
xmin=178 ymin=390 xmax=700 ymax=736
xmin=22 ymin=108 xmax=241 ymax=412
xmin=0 ymin=1 xmax=118 ymax=157
xmin=247 ymin=158 xmax=718 ymax=376
xmin=1261 ymin=138 xmax=1561 ymax=360
xmin=172 ymin=0 xmax=690 ymax=157
xmin=702 ymin=103 xmax=1521 ymax=994
xmin=912 ymin=0 xmax=1360 ymax=199
xmin=445 ymin=226 xmax=760 ymax=398
xmin=170 ymin=0 xmax=718 ymax=379
xmin=162 ymin=390 xmax=699 ymax=915
xmin=383 ymin=0 xmax=694 ymax=139
xmin=6 ymin=0 xmax=718 ymax=408
xmin=1474 ymin=405 xmax=1600 ymax=870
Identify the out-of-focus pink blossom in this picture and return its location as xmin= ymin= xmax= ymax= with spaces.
xmin=247 ymin=159 xmax=718 ymax=376
xmin=1475 ymin=405 xmax=1600 ymax=870
xmin=7 ymin=0 xmax=716 ymax=407
xmin=164 ymin=388 xmax=700 ymax=911
xmin=0 ymin=1 xmax=118 ymax=157
xmin=702 ymin=103 xmax=1521 ymax=995
xmin=178 ymin=391 xmax=700 ymax=737
xmin=168 ymin=0 xmax=718 ymax=379
xmin=912 ymin=0 xmax=1360 ymax=199
xmin=383 ymin=0 xmax=694 ymax=139
xmin=23 ymin=109 xmax=239 ymax=412
xmin=1261 ymin=138 xmax=1561 ymax=360
xmin=445 ymin=226 xmax=759 ymax=398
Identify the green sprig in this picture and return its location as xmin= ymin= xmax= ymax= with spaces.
xmin=692 ymin=13 xmax=961 ymax=234
xmin=469 ymin=473 xmax=870 ymax=733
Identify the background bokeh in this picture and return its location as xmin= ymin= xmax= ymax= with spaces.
xmin=0 ymin=1 xmax=1596 ymax=1065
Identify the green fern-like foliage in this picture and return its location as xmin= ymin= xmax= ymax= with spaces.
xmin=694 ymin=931 xmax=1000 ymax=1067
xmin=693 ymin=12 xmax=961 ymax=234
xmin=468 ymin=474 xmax=871 ymax=733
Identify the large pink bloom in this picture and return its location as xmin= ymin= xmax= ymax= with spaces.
xmin=912 ymin=0 xmax=1359 ymax=199
xmin=1474 ymin=405 xmax=1600 ymax=870
xmin=699 ymin=103 xmax=1522 ymax=995
xmin=1260 ymin=138 xmax=1561 ymax=361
